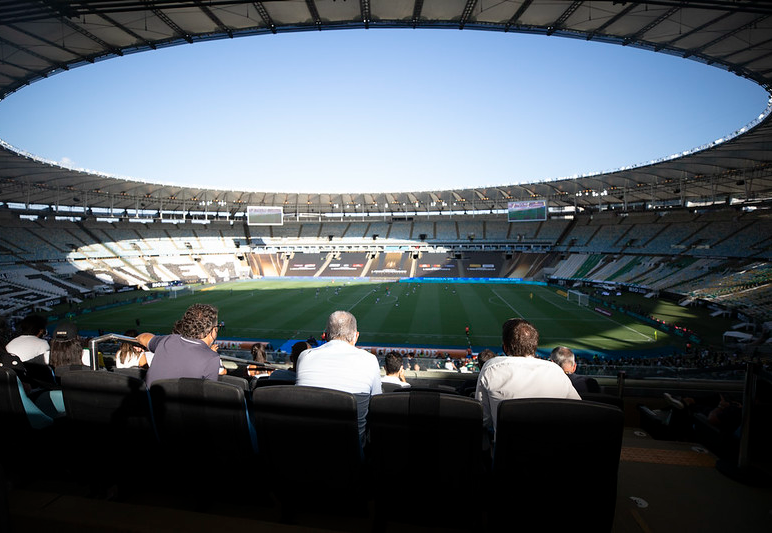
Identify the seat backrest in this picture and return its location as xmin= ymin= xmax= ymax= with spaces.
xmin=23 ymin=363 xmax=57 ymax=387
xmin=580 ymin=392 xmax=624 ymax=410
xmin=380 ymin=381 xmax=405 ymax=393
xmin=54 ymin=364 xmax=90 ymax=379
xmin=492 ymin=398 xmax=624 ymax=532
xmin=112 ymin=366 xmax=147 ymax=381
xmin=0 ymin=367 xmax=32 ymax=433
xmin=368 ymin=390 xmax=484 ymax=486
xmin=150 ymin=378 xmax=256 ymax=454
xmin=250 ymin=378 xmax=295 ymax=389
xmin=218 ymin=374 xmax=249 ymax=392
xmin=251 ymin=385 xmax=362 ymax=494
xmin=392 ymin=385 xmax=460 ymax=394
xmin=60 ymin=370 xmax=157 ymax=447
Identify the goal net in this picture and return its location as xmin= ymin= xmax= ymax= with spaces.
xmin=567 ymin=290 xmax=589 ymax=307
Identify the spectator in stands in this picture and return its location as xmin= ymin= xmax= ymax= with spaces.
xmin=115 ymin=328 xmax=151 ymax=369
xmin=477 ymin=348 xmax=498 ymax=369
xmin=269 ymin=341 xmax=307 ymax=382
xmin=476 ymin=318 xmax=581 ymax=436
xmin=6 ymin=314 xmax=49 ymax=365
xmin=247 ymin=342 xmax=271 ymax=379
xmin=138 ymin=303 xmax=222 ymax=387
xmin=549 ymin=346 xmax=601 ymax=394
xmin=381 ymin=351 xmax=410 ymax=388
xmin=49 ymin=321 xmax=88 ymax=368
xmin=296 ymin=310 xmax=382 ymax=441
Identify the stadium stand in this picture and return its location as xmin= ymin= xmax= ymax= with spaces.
xmin=3 ymin=2 xmax=772 ymax=531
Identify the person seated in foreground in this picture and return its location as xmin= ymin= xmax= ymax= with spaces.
xmin=268 ymin=341 xmax=308 ymax=382
xmin=138 ymin=303 xmax=222 ymax=386
xmin=6 ymin=314 xmax=50 ymax=365
xmin=296 ymin=310 xmax=382 ymax=441
xmin=549 ymin=346 xmax=601 ymax=394
xmin=476 ymin=318 xmax=581 ymax=436
xmin=381 ymin=351 xmax=410 ymax=388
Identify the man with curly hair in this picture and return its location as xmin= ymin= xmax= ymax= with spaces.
xmin=137 ymin=303 xmax=222 ymax=386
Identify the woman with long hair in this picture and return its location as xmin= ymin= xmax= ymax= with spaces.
xmin=49 ymin=321 xmax=86 ymax=368
xmin=115 ymin=328 xmax=149 ymax=368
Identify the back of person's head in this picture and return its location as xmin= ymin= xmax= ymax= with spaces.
xmin=478 ymin=348 xmax=498 ymax=366
xmin=384 ymin=351 xmax=403 ymax=375
xmin=19 ymin=315 xmax=47 ymax=336
xmin=176 ymin=304 xmax=218 ymax=339
xmin=118 ymin=328 xmax=141 ymax=364
xmin=325 ymin=310 xmax=358 ymax=344
xmin=50 ymin=322 xmax=82 ymax=367
xmin=290 ymin=341 xmax=310 ymax=364
xmin=549 ymin=346 xmax=575 ymax=372
xmin=288 ymin=341 xmax=310 ymax=372
xmin=250 ymin=343 xmax=267 ymax=364
xmin=502 ymin=318 xmax=539 ymax=357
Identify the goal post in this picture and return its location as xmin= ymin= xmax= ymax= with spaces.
xmin=567 ymin=289 xmax=589 ymax=307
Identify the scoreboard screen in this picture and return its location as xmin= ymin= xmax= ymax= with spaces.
xmin=247 ymin=206 xmax=284 ymax=226
xmin=507 ymin=200 xmax=547 ymax=222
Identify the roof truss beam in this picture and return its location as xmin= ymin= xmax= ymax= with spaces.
xmin=252 ymin=2 xmax=276 ymax=34
xmin=459 ymin=0 xmax=478 ymax=30
xmin=143 ymin=2 xmax=193 ymax=43
xmin=623 ymin=4 xmax=681 ymax=46
xmin=505 ymin=0 xmax=533 ymax=31
xmin=305 ymin=0 xmax=322 ymax=29
xmin=411 ymin=0 xmax=424 ymax=28
xmin=683 ymin=14 xmax=770 ymax=59
xmin=360 ymin=0 xmax=371 ymax=29
xmin=193 ymin=1 xmax=233 ymax=38
xmin=586 ymin=2 xmax=638 ymax=41
xmin=547 ymin=1 xmax=582 ymax=36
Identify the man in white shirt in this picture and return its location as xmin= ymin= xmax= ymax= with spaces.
xmin=296 ymin=310 xmax=382 ymax=440
xmin=6 ymin=315 xmax=50 ymax=365
xmin=476 ymin=318 xmax=580 ymax=436
xmin=381 ymin=351 xmax=410 ymax=388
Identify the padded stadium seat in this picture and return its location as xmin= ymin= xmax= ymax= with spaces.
xmin=61 ymin=370 xmax=158 ymax=449
xmin=491 ymin=398 xmax=624 ymax=532
xmin=251 ymin=386 xmax=364 ymax=516
xmin=580 ymin=392 xmax=625 ymax=410
xmin=112 ymin=366 xmax=147 ymax=381
xmin=380 ymin=381 xmax=407 ymax=393
xmin=0 ymin=367 xmax=33 ymax=435
xmin=54 ymin=364 xmax=90 ymax=380
xmin=23 ymin=363 xmax=57 ymax=388
xmin=218 ymin=374 xmax=250 ymax=392
xmin=150 ymin=378 xmax=257 ymax=454
xmin=60 ymin=370 xmax=158 ymax=489
xmin=367 ymin=390 xmax=486 ymax=529
xmin=391 ymin=385 xmax=459 ymax=394
xmin=0 ymin=367 xmax=59 ymax=484
xmin=250 ymin=378 xmax=294 ymax=389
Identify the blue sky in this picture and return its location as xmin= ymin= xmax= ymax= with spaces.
xmin=0 ymin=28 xmax=767 ymax=193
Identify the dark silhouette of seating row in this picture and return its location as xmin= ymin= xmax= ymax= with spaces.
xmin=0 ymin=367 xmax=625 ymax=531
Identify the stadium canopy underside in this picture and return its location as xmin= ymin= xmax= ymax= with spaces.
xmin=1 ymin=0 xmax=772 ymax=217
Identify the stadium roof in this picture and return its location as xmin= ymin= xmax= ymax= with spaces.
xmin=1 ymin=0 xmax=772 ymax=216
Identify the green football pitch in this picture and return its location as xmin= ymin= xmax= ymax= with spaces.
xmin=55 ymin=280 xmax=698 ymax=356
